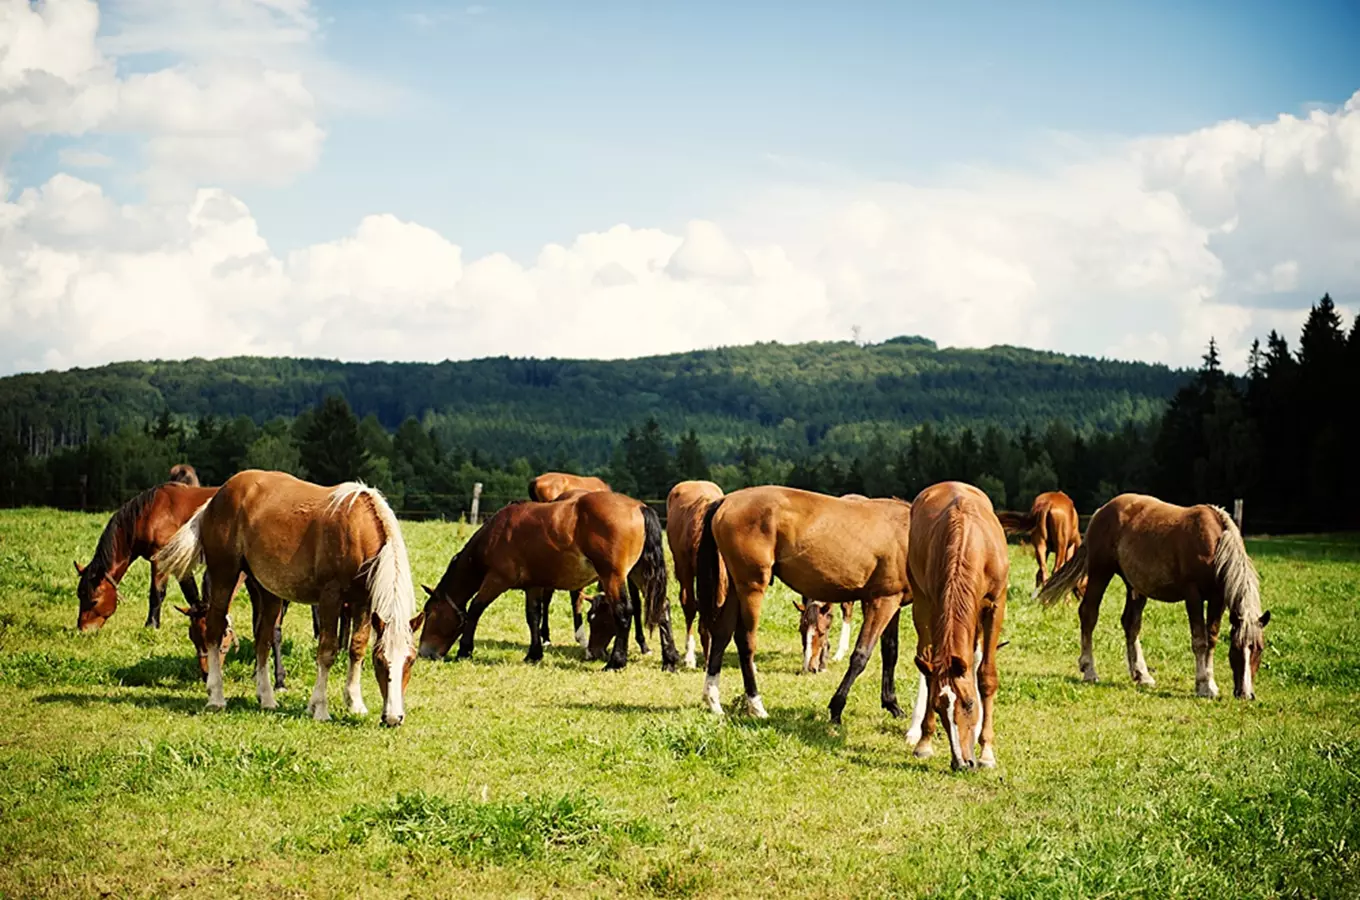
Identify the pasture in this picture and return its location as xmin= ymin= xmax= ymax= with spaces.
xmin=1 ymin=507 xmax=1357 ymax=899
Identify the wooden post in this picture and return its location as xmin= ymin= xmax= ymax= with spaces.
xmin=1232 ymin=498 xmax=1243 ymax=531
xmin=470 ymin=482 xmax=483 ymax=525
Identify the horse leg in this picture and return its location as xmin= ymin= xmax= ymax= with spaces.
xmin=571 ymin=590 xmax=588 ymax=650
xmin=1185 ymin=594 xmax=1217 ymax=698
xmin=834 ymin=602 xmax=853 ymax=662
xmin=1206 ymin=592 xmax=1225 ymax=696
xmin=273 ymin=599 xmax=287 ymax=690
xmin=344 ymin=588 xmax=373 ymax=716
xmin=524 ymin=589 xmax=546 ymax=663
xmin=678 ymin=573 xmax=699 ymax=669
xmin=601 ymin=573 xmax=633 ymax=671
xmin=702 ymin=595 xmax=739 ymax=715
xmin=308 ymin=590 xmax=342 ymax=721
xmin=828 ymin=596 xmax=895 ymax=724
xmin=1033 ymin=535 xmax=1049 ymax=590
xmin=879 ymin=605 xmax=904 ymax=718
xmin=456 ymin=579 xmax=508 ymax=660
xmin=1122 ymin=586 xmax=1155 ymax=686
xmin=976 ymin=602 xmax=1004 ymax=768
xmin=734 ymin=599 xmax=766 ymax=718
xmin=628 ymin=581 xmax=651 ymax=655
xmin=1078 ymin=568 xmax=1113 ymax=683
xmin=201 ymin=564 xmax=238 ymax=711
xmin=147 ymin=560 xmax=167 ymax=628
xmin=244 ymin=579 xmax=282 ymax=710
xmin=311 ymin=605 xmax=321 ymax=641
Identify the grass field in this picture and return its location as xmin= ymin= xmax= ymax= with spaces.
xmin=1 ymin=507 xmax=1358 ymax=899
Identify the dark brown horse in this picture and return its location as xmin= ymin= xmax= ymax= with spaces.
xmin=695 ymin=487 xmax=913 ymax=723
xmin=527 ymin=472 xmax=612 ymax=647
xmin=76 ymin=482 xmax=219 ymax=631
xmin=666 ymin=479 xmax=724 ymax=668
xmin=905 ymin=481 xmax=1009 ymax=770
xmin=1035 ymin=493 xmax=1270 ymax=700
xmin=157 ymin=470 xmax=421 ymax=726
xmin=998 ymin=490 xmax=1081 ymax=589
xmin=418 ymin=490 xmax=677 ymax=671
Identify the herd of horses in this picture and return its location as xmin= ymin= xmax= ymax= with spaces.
xmin=74 ymin=463 xmax=1271 ymax=770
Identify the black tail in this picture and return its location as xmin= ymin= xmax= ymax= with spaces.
xmin=996 ymin=510 xmax=1038 ymax=536
xmin=695 ymin=498 xmax=726 ymax=623
xmin=636 ymin=505 xmax=669 ymax=630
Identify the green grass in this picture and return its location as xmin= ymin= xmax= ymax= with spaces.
xmin=0 ymin=507 xmax=1357 ymax=898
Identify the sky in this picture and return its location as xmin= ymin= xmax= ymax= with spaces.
xmin=2 ymin=0 xmax=1359 ymax=376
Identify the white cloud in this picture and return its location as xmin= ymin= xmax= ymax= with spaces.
xmin=57 ymin=147 xmax=113 ymax=168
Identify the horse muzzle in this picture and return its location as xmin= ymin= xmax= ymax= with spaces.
xmin=417 ymin=645 xmax=443 ymax=661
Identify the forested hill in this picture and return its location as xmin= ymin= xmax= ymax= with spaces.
xmin=0 ymin=336 xmax=1185 ymax=466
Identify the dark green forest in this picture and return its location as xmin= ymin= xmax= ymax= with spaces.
xmin=1 ymin=299 xmax=1355 ymax=531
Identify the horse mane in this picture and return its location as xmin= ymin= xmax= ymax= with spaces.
xmin=1208 ymin=506 xmax=1263 ymax=645
xmin=935 ymin=506 xmax=980 ymax=663
xmin=84 ymin=485 xmax=160 ymax=588
xmin=326 ymin=483 xmax=415 ymax=659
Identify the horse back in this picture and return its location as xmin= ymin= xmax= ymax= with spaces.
xmin=144 ymin=484 xmax=220 ymax=549
xmin=908 ymin=482 xmax=1009 ymax=610
xmin=666 ymin=481 xmax=723 ymax=580
xmin=1091 ymin=494 xmax=1223 ymax=599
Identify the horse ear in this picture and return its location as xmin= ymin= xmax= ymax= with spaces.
xmin=948 ymin=655 xmax=968 ymax=679
xmin=792 ymin=598 xmax=806 ymax=613
xmin=74 ymin=560 xmax=84 ymax=575
xmin=1259 ymin=610 xmax=1271 ymax=628
xmin=421 ymin=584 xmax=435 ymax=598
xmin=409 ymin=611 xmax=426 ymax=632
xmin=370 ymin=611 xmax=385 ymax=635
xmin=174 ymin=605 xmax=192 ymax=617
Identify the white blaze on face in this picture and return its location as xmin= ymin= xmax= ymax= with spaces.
xmin=1242 ymin=644 xmax=1254 ymax=698
xmin=972 ymin=641 xmax=984 ymax=750
xmin=382 ymin=631 xmax=407 ymax=725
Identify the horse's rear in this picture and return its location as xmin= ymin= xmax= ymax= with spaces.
xmin=666 ymin=480 xmax=723 ymax=668
xmin=529 ymin=472 xmax=610 ymax=502
xmin=906 ymin=481 xmax=1008 ymax=770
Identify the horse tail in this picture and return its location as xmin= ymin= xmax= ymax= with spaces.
xmin=695 ymin=498 xmax=727 ymax=622
xmin=636 ymin=504 xmax=669 ymax=630
xmin=1034 ymin=543 xmax=1088 ymax=606
xmin=155 ymin=500 xmax=211 ymax=579
xmin=328 ymin=483 xmax=415 ymax=657
xmin=996 ymin=510 xmax=1037 ymax=536
xmin=527 ymin=478 xmax=543 ymax=502
xmin=1210 ymin=507 xmax=1262 ymax=633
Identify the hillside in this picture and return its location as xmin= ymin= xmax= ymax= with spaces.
xmin=0 ymin=336 xmax=1185 ymax=465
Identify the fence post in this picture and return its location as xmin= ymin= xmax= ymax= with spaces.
xmin=470 ymin=482 xmax=483 ymax=525
xmin=1232 ymin=498 xmax=1243 ymax=531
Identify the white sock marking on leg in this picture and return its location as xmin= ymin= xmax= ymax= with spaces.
xmin=906 ymin=671 xmax=929 ymax=744
xmin=834 ymin=620 xmax=851 ymax=661
xmin=702 ymin=673 xmax=723 ymax=715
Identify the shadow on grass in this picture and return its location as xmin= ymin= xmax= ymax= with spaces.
xmin=31 ymin=689 xmax=375 ymax=725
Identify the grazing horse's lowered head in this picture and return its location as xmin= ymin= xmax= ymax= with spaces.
xmin=178 ymin=604 xmax=239 ymax=679
xmin=418 ymin=581 xmax=468 ymax=660
xmin=1218 ymin=520 xmax=1271 ymax=699
xmin=74 ymin=560 xmax=122 ymax=632
xmin=793 ymin=599 xmax=834 ymax=673
xmin=916 ymin=647 xmax=983 ymax=771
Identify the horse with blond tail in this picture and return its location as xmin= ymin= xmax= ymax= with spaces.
xmin=1035 ymin=492 xmax=1270 ymax=700
xmin=157 ymin=470 xmax=422 ymax=726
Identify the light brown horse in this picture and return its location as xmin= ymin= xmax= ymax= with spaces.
xmin=75 ymin=481 xmax=220 ymax=631
xmin=418 ymin=490 xmax=678 ymax=671
xmin=695 ymin=487 xmax=912 ymax=723
xmin=168 ymin=464 xmax=201 ymax=486
xmin=1035 ymin=493 xmax=1270 ymax=700
xmin=905 ymin=481 xmax=1009 ymax=771
xmin=527 ymin=472 xmax=612 ymax=647
xmin=795 ymin=493 xmax=870 ymax=673
xmin=157 ymin=470 xmax=421 ymax=726
xmin=666 ymin=479 xmax=724 ymax=668
xmin=998 ymin=490 xmax=1081 ymax=589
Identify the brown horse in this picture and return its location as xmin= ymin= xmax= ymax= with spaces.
xmin=998 ymin=490 xmax=1081 ymax=589
xmin=795 ymin=493 xmax=870 ymax=673
xmin=1035 ymin=493 xmax=1270 ymax=700
xmin=527 ymin=472 xmax=612 ymax=647
xmin=157 ymin=470 xmax=421 ymax=726
xmin=695 ymin=487 xmax=913 ymax=723
xmin=168 ymin=464 xmax=201 ymax=486
xmin=75 ymin=482 xmax=220 ymax=631
xmin=666 ymin=479 xmax=724 ymax=668
xmin=905 ymin=482 xmax=1009 ymax=770
xmin=418 ymin=490 xmax=678 ymax=671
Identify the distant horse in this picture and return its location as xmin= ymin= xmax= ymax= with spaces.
xmin=695 ymin=487 xmax=912 ymax=723
xmin=666 ymin=479 xmax=724 ymax=668
xmin=905 ymin=481 xmax=1009 ymax=771
xmin=998 ymin=490 xmax=1081 ymax=589
xmin=75 ymin=481 xmax=220 ymax=631
xmin=157 ymin=470 xmax=420 ymax=726
xmin=527 ymin=472 xmax=612 ymax=647
xmin=168 ymin=464 xmax=201 ymax=487
xmin=418 ymin=490 xmax=678 ymax=671
xmin=1035 ymin=493 xmax=1270 ymax=700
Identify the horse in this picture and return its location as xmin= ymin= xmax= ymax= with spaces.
xmin=1035 ymin=493 xmax=1270 ymax=700
xmin=418 ymin=490 xmax=678 ymax=671
xmin=168 ymin=464 xmax=201 ymax=486
xmin=997 ymin=490 xmax=1081 ymax=589
xmin=75 ymin=481 xmax=221 ymax=631
xmin=156 ymin=470 xmax=421 ymax=726
xmin=795 ymin=493 xmax=870 ymax=673
xmin=665 ymin=479 xmax=724 ymax=668
xmin=904 ymin=481 xmax=1009 ymax=771
xmin=527 ymin=472 xmax=612 ymax=646
xmin=695 ymin=486 xmax=913 ymax=723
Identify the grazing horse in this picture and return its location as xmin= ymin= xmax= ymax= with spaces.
xmin=695 ymin=487 xmax=912 ymax=722
xmin=998 ymin=490 xmax=1081 ymax=589
xmin=795 ymin=493 xmax=870 ymax=672
xmin=666 ymin=479 xmax=724 ymax=668
xmin=75 ymin=482 xmax=220 ymax=630
xmin=527 ymin=472 xmax=612 ymax=646
xmin=157 ymin=470 xmax=420 ymax=726
xmin=1035 ymin=493 xmax=1270 ymax=700
xmin=418 ymin=490 xmax=679 ymax=671
xmin=905 ymin=482 xmax=1009 ymax=771
xmin=168 ymin=464 xmax=201 ymax=486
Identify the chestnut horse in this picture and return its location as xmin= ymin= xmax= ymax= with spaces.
xmin=905 ymin=482 xmax=1009 ymax=771
xmin=695 ymin=487 xmax=912 ymax=723
xmin=168 ymin=464 xmax=201 ymax=486
xmin=666 ymin=479 xmax=724 ymax=668
xmin=1035 ymin=493 xmax=1270 ymax=700
xmin=795 ymin=493 xmax=870 ymax=673
xmin=75 ymin=481 xmax=220 ymax=631
xmin=418 ymin=490 xmax=678 ymax=671
xmin=998 ymin=490 xmax=1081 ymax=589
xmin=157 ymin=470 xmax=420 ymax=726
xmin=527 ymin=472 xmax=612 ymax=646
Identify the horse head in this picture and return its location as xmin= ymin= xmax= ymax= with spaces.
xmin=75 ymin=560 xmax=121 ymax=632
xmin=175 ymin=604 xmax=238 ymax=679
xmin=793 ymin=598 xmax=834 ymax=674
xmin=1229 ymin=609 xmax=1271 ymax=700
xmin=916 ymin=647 xmax=982 ymax=772
xmin=416 ymin=583 xmax=467 ymax=660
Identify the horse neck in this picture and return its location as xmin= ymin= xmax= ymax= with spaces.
xmin=438 ymin=544 xmax=487 ymax=605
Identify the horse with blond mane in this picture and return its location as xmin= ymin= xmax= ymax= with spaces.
xmin=997 ymin=490 xmax=1081 ymax=589
xmin=157 ymin=470 xmax=421 ymax=726
xmin=1035 ymin=492 xmax=1270 ymax=700
xmin=904 ymin=481 xmax=1009 ymax=770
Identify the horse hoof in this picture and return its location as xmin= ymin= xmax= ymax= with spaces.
xmin=524 ymin=654 xmax=543 ymax=664
xmin=348 ymin=702 xmax=369 ymax=716
xmin=205 ymin=700 xmax=226 ymax=712
xmin=913 ymin=743 xmax=934 ymax=759
xmin=884 ymin=702 xmax=905 ymax=719
xmin=978 ymin=748 xmax=997 ymax=768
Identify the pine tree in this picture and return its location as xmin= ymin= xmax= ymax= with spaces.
xmin=298 ymin=394 xmax=369 ymax=485
xmin=624 ymin=417 xmax=673 ymax=499
xmin=737 ymin=437 xmax=761 ymax=487
xmin=675 ymin=429 xmax=709 ymax=482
